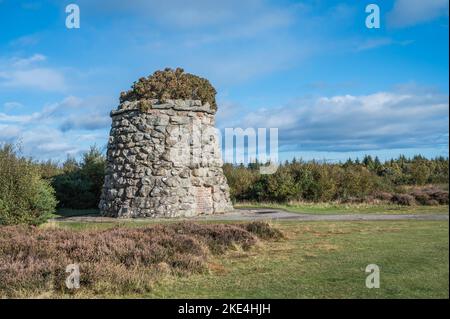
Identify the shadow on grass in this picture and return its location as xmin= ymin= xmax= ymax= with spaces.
xmin=54 ymin=208 xmax=100 ymax=218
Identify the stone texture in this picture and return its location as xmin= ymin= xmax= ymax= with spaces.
xmin=99 ymin=99 xmax=233 ymax=218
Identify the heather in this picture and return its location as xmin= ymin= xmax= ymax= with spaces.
xmin=0 ymin=221 xmax=282 ymax=297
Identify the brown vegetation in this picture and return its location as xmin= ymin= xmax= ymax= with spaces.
xmin=391 ymin=193 xmax=416 ymax=206
xmin=0 ymin=221 xmax=282 ymax=297
xmin=409 ymin=186 xmax=449 ymax=206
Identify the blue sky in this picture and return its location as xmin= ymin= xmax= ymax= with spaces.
xmin=0 ymin=0 xmax=448 ymax=163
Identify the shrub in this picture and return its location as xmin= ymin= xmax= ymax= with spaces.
xmin=425 ymin=188 xmax=449 ymax=205
xmin=239 ymin=221 xmax=284 ymax=240
xmin=120 ymin=68 xmax=218 ymax=111
xmin=391 ymin=194 xmax=416 ymax=206
xmin=409 ymin=187 xmax=449 ymax=205
xmin=411 ymin=190 xmax=430 ymax=205
xmin=0 ymin=144 xmax=57 ymax=225
xmin=223 ymin=163 xmax=259 ymax=201
xmin=425 ymin=199 xmax=439 ymax=206
xmin=291 ymin=164 xmax=321 ymax=201
xmin=375 ymin=191 xmax=394 ymax=202
xmin=410 ymin=162 xmax=431 ymax=185
xmin=266 ymin=167 xmax=299 ymax=202
xmin=222 ymin=156 xmax=448 ymax=205
xmin=52 ymin=146 xmax=105 ymax=209
xmin=52 ymin=170 xmax=98 ymax=209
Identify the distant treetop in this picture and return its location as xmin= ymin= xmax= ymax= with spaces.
xmin=120 ymin=68 xmax=217 ymax=111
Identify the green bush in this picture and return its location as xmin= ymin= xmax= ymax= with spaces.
xmin=52 ymin=146 xmax=105 ymax=209
xmin=337 ymin=166 xmax=378 ymax=200
xmin=266 ymin=167 xmax=299 ymax=202
xmin=222 ymin=164 xmax=259 ymax=201
xmin=0 ymin=144 xmax=57 ymax=225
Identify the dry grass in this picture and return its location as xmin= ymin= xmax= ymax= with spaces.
xmin=0 ymin=221 xmax=282 ymax=298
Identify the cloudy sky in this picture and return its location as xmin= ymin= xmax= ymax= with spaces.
xmin=0 ymin=0 xmax=448 ymax=162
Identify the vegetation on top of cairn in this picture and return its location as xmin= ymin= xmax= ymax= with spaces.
xmin=120 ymin=67 xmax=218 ymax=111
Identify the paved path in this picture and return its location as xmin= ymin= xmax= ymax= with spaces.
xmin=51 ymin=208 xmax=449 ymax=223
xmin=192 ymin=209 xmax=449 ymax=221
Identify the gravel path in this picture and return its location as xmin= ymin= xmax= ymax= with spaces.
xmin=51 ymin=208 xmax=449 ymax=223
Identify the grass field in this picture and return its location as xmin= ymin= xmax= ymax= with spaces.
xmin=235 ymin=202 xmax=449 ymax=215
xmin=148 ymin=220 xmax=449 ymax=298
xmin=37 ymin=218 xmax=449 ymax=299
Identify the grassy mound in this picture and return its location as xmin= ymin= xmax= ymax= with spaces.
xmin=120 ymin=68 xmax=217 ymax=111
xmin=0 ymin=221 xmax=282 ymax=297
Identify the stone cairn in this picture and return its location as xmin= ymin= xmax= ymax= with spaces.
xmin=99 ymin=70 xmax=233 ymax=218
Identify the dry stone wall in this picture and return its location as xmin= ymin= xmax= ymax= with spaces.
xmin=99 ymin=98 xmax=233 ymax=218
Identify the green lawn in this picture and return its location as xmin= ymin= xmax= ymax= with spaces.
xmin=144 ymin=220 xmax=448 ymax=298
xmin=236 ymin=202 xmax=449 ymax=215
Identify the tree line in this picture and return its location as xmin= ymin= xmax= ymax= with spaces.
xmin=224 ymin=155 xmax=449 ymax=203
xmin=0 ymin=143 xmax=448 ymax=225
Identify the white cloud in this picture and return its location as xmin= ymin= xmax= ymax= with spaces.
xmin=0 ymin=54 xmax=67 ymax=91
xmin=12 ymin=54 xmax=46 ymax=67
xmin=356 ymin=38 xmax=394 ymax=51
xmin=0 ymin=96 xmax=110 ymax=127
xmin=337 ymin=36 xmax=415 ymax=53
xmin=20 ymin=126 xmax=79 ymax=157
xmin=195 ymin=45 xmax=301 ymax=84
xmin=0 ymin=96 xmax=84 ymax=124
xmin=0 ymin=112 xmax=35 ymax=123
xmin=181 ymin=7 xmax=294 ymax=46
xmin=0 ymin=68 xmax=67 ymax=91
xmin=221 ymin=90 xmax=449 ymax=152
xmin=9 ymin=34 xmax=40 ymax=47
xmin=3 ymin=101 xmax=23 ymax=110
xmin=78 ymin=0 xmax=292 ymax=30
xmin=0 ymin=95 xmax=113 ymax=160
xmin=60 ymin=113 xmax=111 ymax=132
xmin=0 ymin=124 xmax=21 ymax=142
xmin=387 ymin=0 xmax=449 ymax=28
